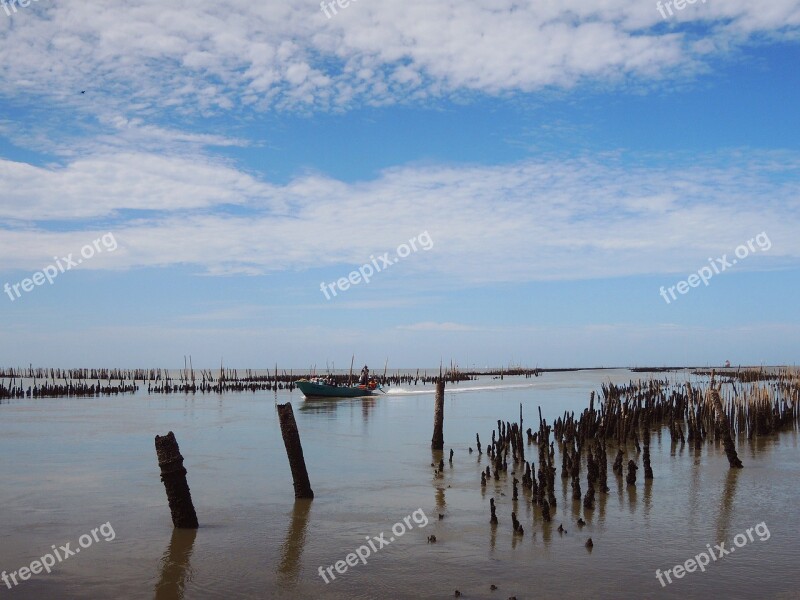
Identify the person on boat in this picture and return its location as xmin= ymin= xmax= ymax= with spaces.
xmin=359 ymin=365 xmax=369 ymax=385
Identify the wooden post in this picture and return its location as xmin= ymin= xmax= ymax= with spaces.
xmin=707 ymin=381 xmax=744 ymax=468
xmin=643 ymin=419 xmax=654 ymax=480
xmin=348 ymin=355 xmax=354 ymax=387
xmin=277 ymin=403 xmax=315 ymax=499
xmin=154 ymin=431 xmax=199 ymax=529
xmin=626 ymin=459 xmax=638 ymax=486
xmin=431 ymin=369 xmax=445 ymax=450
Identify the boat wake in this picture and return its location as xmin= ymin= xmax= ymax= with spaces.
xmin=383 ymin=382 xmax=540 ymax=396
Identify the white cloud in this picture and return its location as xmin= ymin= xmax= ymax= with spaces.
xmin=0 ymin=151 xmax=280 ymax=220
xmin=1 ymin=149 xmax=798 ymax=284
xmin=0 ymin=0 xmax=798 ymax=113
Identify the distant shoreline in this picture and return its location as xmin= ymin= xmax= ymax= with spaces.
xmin=0 ymin=365 xmax=790 ymax=374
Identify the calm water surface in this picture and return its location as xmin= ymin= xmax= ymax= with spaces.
xmin=1 ymin=369 xmax=798 ymax=599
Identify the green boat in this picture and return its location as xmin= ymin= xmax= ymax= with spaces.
xmin=296 ymin=378 xmax=380 ymax=398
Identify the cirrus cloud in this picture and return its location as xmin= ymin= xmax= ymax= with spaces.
xmin=1 ymin=149 xmax=798 ymax=285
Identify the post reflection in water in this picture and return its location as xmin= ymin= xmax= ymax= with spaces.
xmin=688 ymin=443 xmax=701 ymax=531
xmin=278 ymin=498 xmax=313 ymax=586
xmin=542 ymin=520 xmax=552 ymax=547
xmin=716 ymin=468 xmax=740 ymax=543
xmin=154 ymin=528 xmax=197 ymax=600
xmin=571 ymin=496 xmax=581 ymax=522
xmin=626 ymin=484 xmax=637 ymax=515
xmin=598 ymin=484 xmax=607 ymax=523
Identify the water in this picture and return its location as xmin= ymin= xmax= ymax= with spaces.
xmin=0 ymin=369 xmax=797 ymax=599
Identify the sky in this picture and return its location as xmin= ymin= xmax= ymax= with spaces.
xmin=1 ymin=0 xmax=799 ymax=369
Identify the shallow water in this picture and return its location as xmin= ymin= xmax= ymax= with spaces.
xmin=0 ymin=369 xmax=798 ymax=599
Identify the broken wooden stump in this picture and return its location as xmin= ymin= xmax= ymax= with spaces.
xmin=643 ymin=443 xmax=654 ymax=480
xmin=597 ymin=443 xmax=610 ymax=492
xmin=511 ymin=511 xmax=523 ymax=535
xmin=276 ymin=403 xmax=314 ymax=499
xmin=572 ymin=475 xmax=582 ymax=500
xmin=154 ymin=431 xmax=199 ymax=529
xmin=613 ymin=449 xmax=624 ymax=476
xmin=541 ymin=499 xmax=552 ymax=522
xmin=583 ymin=485 xmax=595 ymax=510
xmin=626 ymin=459 xmax=638 ymax=487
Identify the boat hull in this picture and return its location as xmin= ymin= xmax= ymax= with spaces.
xmin=296 ymin=380 xmax=377 ymax=398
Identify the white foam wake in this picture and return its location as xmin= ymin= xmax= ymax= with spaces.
xmin=382 ymin=381 xmax=540 ymax=395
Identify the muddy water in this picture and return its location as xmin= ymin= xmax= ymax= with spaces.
xmin=0 ymin=369 xmax=797 ymax=599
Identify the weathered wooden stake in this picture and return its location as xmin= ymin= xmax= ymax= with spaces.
xmin=626 ymin=459 xmax=638 ymax=486
xmin=155 ymin=431 xmax=199 ymax=528
xmin=708 ymin=383 xmax=744 ymax=469
xmin=431 ymin=371 xmax=445 ymax=450
xmin=277 ymin=403 xmax=315 ymax=499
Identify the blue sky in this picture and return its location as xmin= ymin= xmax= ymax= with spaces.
xmin=1 ymin=0 xmax=799 ymax=368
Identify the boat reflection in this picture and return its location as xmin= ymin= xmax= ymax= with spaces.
xmin=298 ymin=397 xmax=378 ymax=424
